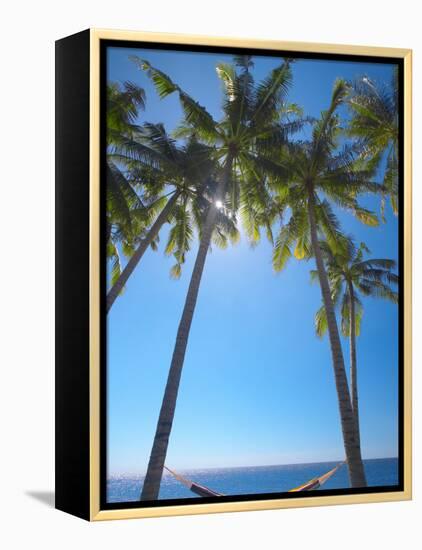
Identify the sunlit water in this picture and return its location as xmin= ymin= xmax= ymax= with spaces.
xmin=107 ymin=457 xmax=398 ymax=503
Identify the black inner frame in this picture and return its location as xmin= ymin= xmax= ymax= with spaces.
xmin=100 ymin=38 xmax=405 ymax=511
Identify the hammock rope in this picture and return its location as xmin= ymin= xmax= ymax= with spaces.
xmin=164 ymin=466 xmax=223 ymax=497
xmin=164 ymin=461 xmax=345 ymax=497
xmin=288 ymin=461 xmax=344 ymax=492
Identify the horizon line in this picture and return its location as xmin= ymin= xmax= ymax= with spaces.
xmin=108 ymin=456 xmax=398 ymax=478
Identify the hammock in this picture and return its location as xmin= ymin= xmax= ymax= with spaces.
xmin=164 ymin=466 xmax=223 ymax=497
xmin=288 ymin=462 xmax=344 ymax=492
xmin=164 ymin=461 xmax=344 ymax=497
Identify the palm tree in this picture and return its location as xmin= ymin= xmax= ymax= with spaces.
xmin=106 ymin=81 xmax=149 ymax=285
xmin=106 ymin=123 xmax=217 ymax=311
xmin=313 ymin=241 xmax=398 ymax=446
xmin=347 ymin=69 xmax=399 ymax=216
xmin=269 ymin=80 xmax=384 ymax=488
xmin=136 ymin=55 xmax=303 ymax=500
xmin=139 ymin=170 xmax=239 ymax=502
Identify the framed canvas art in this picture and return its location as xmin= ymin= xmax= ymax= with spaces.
xmin=55 ymin=29 xmax=412 ymax=521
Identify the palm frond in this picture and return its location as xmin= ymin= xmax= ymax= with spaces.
xmin=315 ymin=199 xmax=350 ymax=255
xmin=252 ymin=61 xmax=293 ymax=126
xmin=357 ymin=278 xmax=399 ymax=303
xmin=108 ymin=242 xmax=123 ymax=290
xmin=134 ymin=57 xmax=220 ymax=143
xmin=315 ymin=305 xmax=328 ymax=338
xmin=272 ymin=209 xmax=308 ymax=271
xmin=353 ymin=205 xmax=379 ymax=227
xmin=131 ymin=57 xmax=178 ymax=98
xmin=311 ymin=79 xmax=349 ymax=166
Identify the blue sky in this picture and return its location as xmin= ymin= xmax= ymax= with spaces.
xmin=106 ymin=47 xmax=399 ymax=475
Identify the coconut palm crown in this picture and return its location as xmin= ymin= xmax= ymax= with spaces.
xmin=106 ymin=81 xmax=149 ymax=285
xmin=313 ymin=241 xmax=398 ymax=338
xmin=347 ymin=69 xmax=399 ymax=217
xmin=106 ymin=122 xmax=227 ymax=310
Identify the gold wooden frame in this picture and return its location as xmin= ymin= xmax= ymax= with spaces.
xmin=88 ymin=29 xmax=412 ymax=521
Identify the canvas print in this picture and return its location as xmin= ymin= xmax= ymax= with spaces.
xmin=103 ymin=43 xmax=401 ymax=507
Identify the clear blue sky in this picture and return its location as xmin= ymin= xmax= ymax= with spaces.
xmin=106 ymin=46 xmax=398 ymax=475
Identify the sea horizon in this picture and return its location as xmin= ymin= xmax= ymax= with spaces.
xmin=108 ymin=455 xmax=398 ymax=479
xmin=107 ymin=457 xmax=399 ymax=503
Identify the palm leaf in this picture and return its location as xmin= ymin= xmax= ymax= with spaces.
xmin=315 ymin=305 xmax=328 ymax=338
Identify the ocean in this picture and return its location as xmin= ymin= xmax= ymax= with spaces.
xmin=107 ymin=457 xmax=399 ymax=503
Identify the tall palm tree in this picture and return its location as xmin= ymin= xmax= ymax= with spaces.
xmin=269 ymin=80 xmax=384 ymax=488
xmin=312 ymin=241 xmax=398 ymax=446
xmin=136 ymin=55 xmax=302 ymax=500
xmin=347 ymin=69 xmax=399 ymax=216
xmin=106 ymin=123 xmax=217 ymax=311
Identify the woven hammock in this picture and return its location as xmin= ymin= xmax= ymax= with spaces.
xmin=164 ymin=461 xmax=345 ymax=497
xmin=288 ymin=462 xmax=344 ymax=492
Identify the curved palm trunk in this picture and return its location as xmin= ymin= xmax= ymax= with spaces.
xmin=348 ymin=282 xmax=361 ymax=448
xmin=140 ymin=201 xmax=219 ymax=501
xmin=307 ymin=190 xmax=367 ymax=488
xmin=140 ymin=160 xmax=232 ymax=501
xmin=106 ymin=191 xmax=179 ymax=313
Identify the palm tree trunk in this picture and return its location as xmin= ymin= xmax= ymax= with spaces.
xmin=140 ymin=162 xmax=232 ymax=501
xmin=348 ymin=282 xmax=361 ymax=448
xmin=307 ymin=189 xmax=367 ymax=488
xmin=106 ymin=191 xmax=179 ymax=313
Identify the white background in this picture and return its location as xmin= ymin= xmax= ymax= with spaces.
xmin=1 ymin=1 xmax=419 ymax=548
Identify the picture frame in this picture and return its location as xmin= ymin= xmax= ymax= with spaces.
xmin=55 ymin=28 xmax=412 ymax=521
